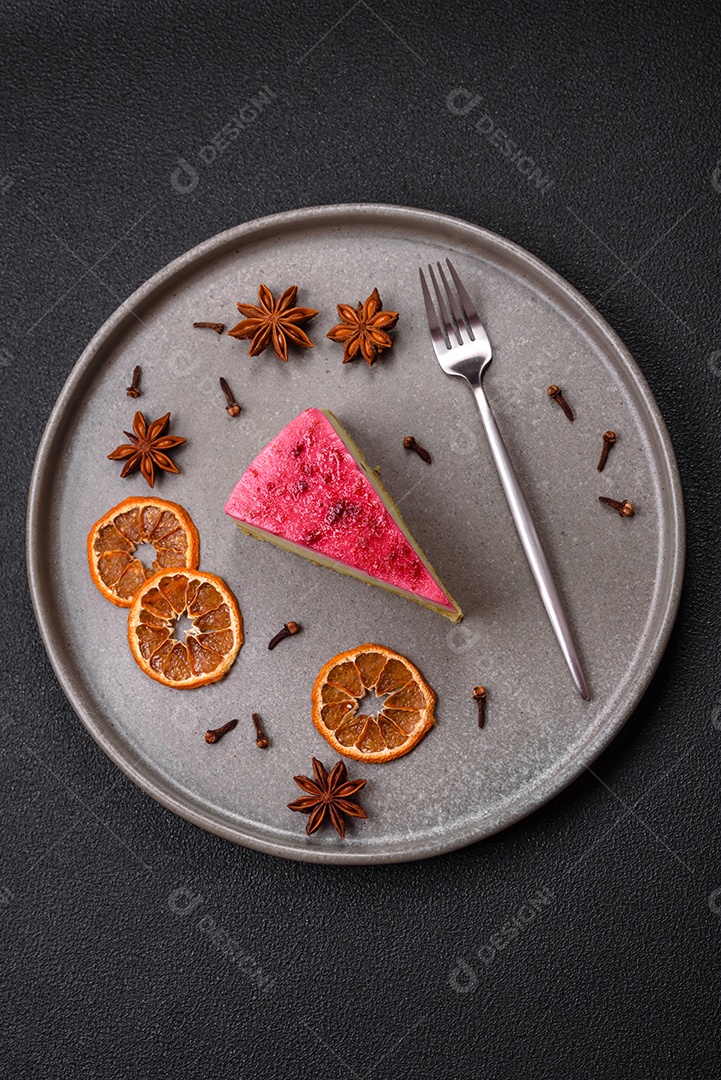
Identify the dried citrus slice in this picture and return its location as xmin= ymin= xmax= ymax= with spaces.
xmin=311 ymin=644 xmax=436 ymax=763
xmin=128 ymin=569 xmax=243 ymax=689
xmin=88 ymin=497 xmax=200 ymax=607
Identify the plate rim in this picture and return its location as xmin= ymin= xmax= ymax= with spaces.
xmin=26 ymin=202 xmax=686 ymax=864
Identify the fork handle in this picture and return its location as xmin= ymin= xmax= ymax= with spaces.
xmin=472 ymin=383 xmax=590 ymax=700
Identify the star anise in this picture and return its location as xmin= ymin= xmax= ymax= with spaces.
xmin=326 ymin=287 xmax=399 ymax=366
xmin=228 ymin=283 xmax=318 ymax=362
xmin=288 ymin=757 xmax=367 ymax=839
xmin=107 ymin=411 xmax=186 ymax=488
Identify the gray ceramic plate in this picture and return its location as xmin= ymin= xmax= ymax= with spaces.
xmin=27 ymin=204 xmax=685 ymax=864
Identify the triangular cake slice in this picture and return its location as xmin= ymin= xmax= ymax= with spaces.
xmin=224 ymin=408 xmax=462 ymax=622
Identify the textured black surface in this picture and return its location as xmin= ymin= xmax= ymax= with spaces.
xmin=3 ymin=1 xmax=721 ymax=1076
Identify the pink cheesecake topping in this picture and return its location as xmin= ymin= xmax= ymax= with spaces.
xmin=224 ymin=408 xmax=454 ymax=609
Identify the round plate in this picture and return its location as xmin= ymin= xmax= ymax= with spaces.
xmin=27 ymin=204 xmax=685 ymax=863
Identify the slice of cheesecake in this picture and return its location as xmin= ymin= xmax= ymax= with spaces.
xmin=224 ymin=408 xmax=462 ymax=622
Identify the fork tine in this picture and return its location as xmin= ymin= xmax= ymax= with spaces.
xmin=419 ymin=268 xmax=449 ymax=353
xmin=436 ymin=262 xmax=466 ymax=344
xmin=428 ymin=264 xmax=460 ymax=347
xmin=446 ymin=258 xmax=483 ymax=339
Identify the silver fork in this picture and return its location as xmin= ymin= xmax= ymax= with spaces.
xmin=419 ymin=259 xmax=590 ymax=700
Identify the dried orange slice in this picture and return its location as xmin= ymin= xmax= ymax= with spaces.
xmin=311 ymin=644 xmax=436 ymax=763
xmin=128 ymin=569 xmax=243 ymax=689
xmin=88 ymin=497 xmax=200 ymax=607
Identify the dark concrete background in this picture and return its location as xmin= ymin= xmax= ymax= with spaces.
xmin=3 ymin=1 xmax=721 ymax=1076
